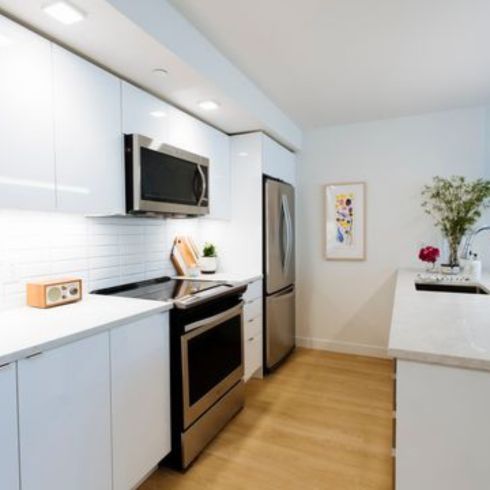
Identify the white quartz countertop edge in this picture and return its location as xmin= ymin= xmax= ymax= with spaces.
xmin=0 ymin=295 xmax=172 ymax=366
xmin=389 ymin=269 xmax=490 ymax=372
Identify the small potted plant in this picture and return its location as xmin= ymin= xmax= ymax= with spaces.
xmin=200 ymin=242 xmax=218 ymax=274
xmin=421 ymin=176 xmax=490 ymax=273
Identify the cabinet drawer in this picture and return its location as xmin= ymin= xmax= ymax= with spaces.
xmin=243 ymin=280 xmax=263 ymax=302
xmin=244 ymin=334 xmax=262 ymax=382
xmin=245 ymin=315 xmax=262 ymax=340
xmin=244 ymin=297 xmax=262 ymax=322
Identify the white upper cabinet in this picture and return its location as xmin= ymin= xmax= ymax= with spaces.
xmin=53 ymin=45 xmax=123 ymax=214
xmin=111 ymin=313 xmax=171 ymax=490
xmin=202 ymin=124 xmax=230 ymax=220
xmin=262 ymin=134 xmax=296 ymax=186
xmin=0 ymin=363 xmax=19 ymax=490
xmin=0 ymin=16 xmax=56 ymax=211
xmin=18 ymin=333 xmax=112 ymax=490
xmin=122 ymin=81 xmax=169 ymax=141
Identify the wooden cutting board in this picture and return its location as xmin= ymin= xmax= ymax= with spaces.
xmin=171 ymin=236 xmax=199 ymax=275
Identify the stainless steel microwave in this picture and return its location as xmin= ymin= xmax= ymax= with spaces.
xmin=124 ymin=134 xmax=209 ymax=217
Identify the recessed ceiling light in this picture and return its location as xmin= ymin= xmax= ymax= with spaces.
xmin=153 ymin=68 xmax=168 ymax=78
xmin=42 ymin=1 xmax=86 ymax=25
xmin=198 ymin=100 xmax=220 ymax=111
xmin=150 ymin=111 xmax=166 ymax=118
xmin=237 ymin=152 xmax=248 ymax=157
xmin=0 ymin=33 xmax=13 ymax=47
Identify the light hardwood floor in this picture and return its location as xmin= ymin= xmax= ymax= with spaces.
xmin=140 ymin=348 xmax=394 ymax=490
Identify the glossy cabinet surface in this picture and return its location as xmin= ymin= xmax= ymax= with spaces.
xmin=262 ymin=134 xmax=296 ymax=186
xmin=111 ymin=313 xmax=171 ymax=490
xmin=53 ymin=46 xmax=123 ymax=214
xmin=0 ymin=16 xmax=56 ymax=211
xmin=18 ymin=333 xmax=112 ymax=490
xmin=122 ymin=81 xmax=169 ymax=142
xmin=243 ymin=280 xmax=264 ymax=381
xmin=0 ymin=363 xmax=19 ymax=490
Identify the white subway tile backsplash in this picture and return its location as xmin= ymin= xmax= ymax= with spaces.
xmin=0 ymin=210 xmax=229 ymax=310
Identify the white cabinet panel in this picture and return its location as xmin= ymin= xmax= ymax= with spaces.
xmin=53 ymin=45 xmax=123 ymax=214
xmin=18 ymin=333 xmax=112 ymax=490
xmin=0 ymin=16 xmax=56 ymax=211
xmin=396 ymin=360 xmax=490 ymax=490
xmin=262 ymin=134 xmax=296 ymax=186
xmin=167 ymin=106 xmax=208 ymax=155
xmin=244 ymin=334 xmax=262 ymax=382
xmin=0 ymin=363 xmax=19 ymax=490
xmin=243 ymin=280 xmax=263 ymax=302
xmin=122 ymin=81 xmax=169 ymax=141
xmin=205 ymin=126 xmax=230 ymax=220
xmin=111 ymin=313 xmax=171 ymax=490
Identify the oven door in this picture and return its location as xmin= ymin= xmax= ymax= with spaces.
xmin=126 ymin=134 xmax=209 ymax=216
xmin=181 ymin=302 xmax=244 ymax=429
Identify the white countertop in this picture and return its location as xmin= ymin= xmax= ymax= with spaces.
xmin=389 ymin=269 xmax=490 ymax=371
xmin=173 ymin=272 xmax=262 ymax=286
xmin=0 ymin=295 xmax=172 ymax=366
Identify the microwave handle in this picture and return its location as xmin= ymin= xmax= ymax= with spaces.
xmin=197 ymin=165 xmax=207 ymax=206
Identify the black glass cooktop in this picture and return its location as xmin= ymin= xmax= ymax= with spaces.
xmin=91 ymin=276 xmax=224 ymax=302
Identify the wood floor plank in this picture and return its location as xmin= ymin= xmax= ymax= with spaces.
xmin=139 ymin=348 xmax=394 ymax=490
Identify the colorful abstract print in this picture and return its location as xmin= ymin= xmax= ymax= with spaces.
xmin=335 ymin=193 xmax=354 ymax=246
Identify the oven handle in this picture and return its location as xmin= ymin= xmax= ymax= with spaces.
xmin=184 ymin=301 xmax=244 ymax=334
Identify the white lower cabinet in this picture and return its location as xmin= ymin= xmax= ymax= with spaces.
xmin=243 ymin=280 xmax=264 ymax=381
xmin=111 ymin=313 xmax=171 ymax=490
xmin=18 ymin=333 xmax=112 ymax=490
xmin=396 ymin=360 xmax=490 ymax=490
xmin=0 ymin=363 xmax=19 ymax=490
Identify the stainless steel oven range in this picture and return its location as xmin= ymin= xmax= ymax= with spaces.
xmin=92 ymin=276 xmax=246 ymax=469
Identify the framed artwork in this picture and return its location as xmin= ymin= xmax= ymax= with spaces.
xmin=325 ymin=182 xmax=366 ymax=260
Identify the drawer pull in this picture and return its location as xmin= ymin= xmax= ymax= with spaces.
xmin=248 ymin=337 xmax=254 ymax=342
xmin=26 ymin=352 xmax=43 ymax=360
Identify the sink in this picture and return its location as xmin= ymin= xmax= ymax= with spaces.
xmin=415 ymin=283 xmax=488 ymax=295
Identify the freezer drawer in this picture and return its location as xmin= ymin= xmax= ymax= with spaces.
xmin=265 ymin=286 xmax=295 ymax=369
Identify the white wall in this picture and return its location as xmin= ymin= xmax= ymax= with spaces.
xmin=0 ymin=210 xmax=230 ymax=311
xmin=297 ymin=106 xmax=490 ymax=356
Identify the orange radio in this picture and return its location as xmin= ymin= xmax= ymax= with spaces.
xmin=27 ymin=278 xmax=82 ymax=308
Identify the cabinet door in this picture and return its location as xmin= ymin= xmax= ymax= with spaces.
xmin=122 ymin=81 xmax=169 ymax=141
xmin=204 ymin=125 xmax=230 ymax=220
xmin=262 ymin=134 xmax=296 ymax=186
xmin=111 ymin=313 xmax=171 ymax=490
xmin=0 ymin=362 xmax=19 ymax=490
xmin=53 ymin=45 xmax=123 ymax=214
xmin=18 ymin=334 xmax=111 ymax=490
xmin=0 ymin=16 xmax=56 ymax=210
xmin=167 ymin=106 xmax=207 ymax=155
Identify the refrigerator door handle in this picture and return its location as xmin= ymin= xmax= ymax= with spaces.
xmin=282 ymin=194 xmax=293 ymax=275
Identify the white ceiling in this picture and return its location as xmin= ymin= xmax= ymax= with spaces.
xmin=0 ymin=0 xmax=301 ymax=148
xmin=168 ymin=0 xmax=490 ymax=128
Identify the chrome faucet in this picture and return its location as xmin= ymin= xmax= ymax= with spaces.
xmin=461 ymin=225 xmax=490 ymax=259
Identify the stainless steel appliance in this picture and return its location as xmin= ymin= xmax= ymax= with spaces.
xmin=124 ymin=134 xmax=209 ymax=217
xmin=92 ymin=277 xmax=246 ymax=469
xmin=264 ymin=177 xmax=296 ymax=371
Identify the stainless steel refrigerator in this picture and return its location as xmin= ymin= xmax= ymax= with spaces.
xmin=263 ymin=177 xmax=295 ymax=371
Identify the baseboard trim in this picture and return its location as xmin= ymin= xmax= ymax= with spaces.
xmin=296 ymin=336 xmax=390 ymax=359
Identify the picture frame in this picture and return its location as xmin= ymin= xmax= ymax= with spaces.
xmin=325 ymin=182 xmax=366 ymax=260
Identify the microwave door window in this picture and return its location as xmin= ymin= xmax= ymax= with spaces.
xmin=140 ymin=147 xmax=202 ymax=205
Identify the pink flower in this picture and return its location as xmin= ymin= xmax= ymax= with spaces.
xmin=418 ymin=246 xmax=440 ymax=264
